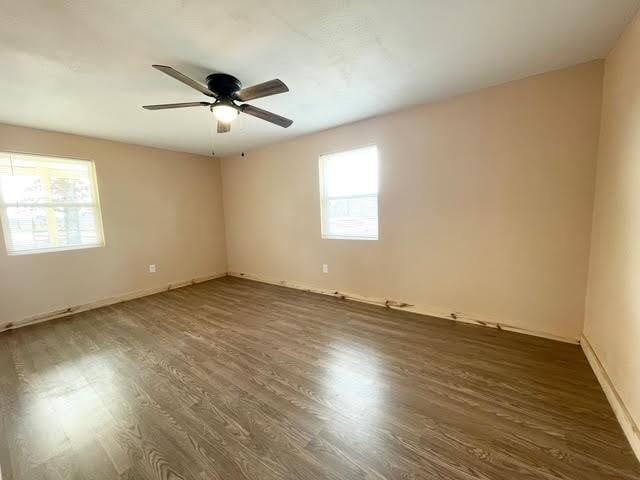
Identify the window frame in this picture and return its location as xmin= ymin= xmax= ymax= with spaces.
xmin=318 ymin=144 xmax=380 ymax=241
xmin=0 ymin=151 xmax=106 ymax=256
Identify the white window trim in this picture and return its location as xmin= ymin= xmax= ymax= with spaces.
xmin=319 ymin=145 xmax=379 ymax=241
xmin=0 ymin=151 xmax=106 ymax=256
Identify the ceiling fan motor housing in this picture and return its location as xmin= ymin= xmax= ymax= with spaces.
xmin=206 ymin=73 xmax=242 ymax=97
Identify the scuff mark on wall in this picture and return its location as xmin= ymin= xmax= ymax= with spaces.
xmin=385 ymin=299 xmax=412 ymax=308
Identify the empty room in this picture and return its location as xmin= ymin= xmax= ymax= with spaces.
xmin=2 ymin=1 xmax=640 ymax=478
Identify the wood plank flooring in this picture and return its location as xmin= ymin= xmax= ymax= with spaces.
xmin=1 ymin=276 xmax=639 ymax=479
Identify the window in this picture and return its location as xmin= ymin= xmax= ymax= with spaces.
xmin=319 ymin=145 xmax=379 ymax=240
xmin=0 ymin=152 xmax=105 ymax=255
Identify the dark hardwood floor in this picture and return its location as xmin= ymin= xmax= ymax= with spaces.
xmin=1 ymin=276 xmax=638 ymax=479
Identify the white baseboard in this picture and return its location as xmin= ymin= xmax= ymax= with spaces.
xmin=0 ymin=272 xmax=227 ymax=333
xmin=2 ymin=268 xmax=581 ymax=347
xmin=581 ymin=335 xmax=640 ymax=461
xmin=228 ymin=271 xmax=579 ymax=344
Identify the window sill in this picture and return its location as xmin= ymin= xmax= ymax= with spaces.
xmin=321 ymin=235 xmax=378 ymax=241
xmin=6 ymin=243 xmax=105 ymax=256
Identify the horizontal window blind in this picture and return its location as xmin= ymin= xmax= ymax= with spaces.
xmin=0 ymin=152 xmax=105 ymax=255
xmin=319 ymin=145 xmax=379 ymax=240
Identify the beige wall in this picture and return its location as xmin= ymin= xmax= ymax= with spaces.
xmin=0 ymin=123 xmax=227 ymax=327
xmin=584 ymin=15 xmax=640 ymax=442
xmin=222 ymin=61 xmax=604 ymax=341
xmin=0 ymin=62 xmax=608 ymax=343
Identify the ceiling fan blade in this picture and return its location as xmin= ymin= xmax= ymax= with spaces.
xmin=233 ymin=79 xmax=289 ymax=101
xmin=143 ymin=102 xmax=211 ymax=110
xmin=240 ymin=104 xmax=293 ymax=128
xmin=152 ymin=65 xmax=217 ymax=98
xmin=217 ymin=121 xmax=231 ymax=133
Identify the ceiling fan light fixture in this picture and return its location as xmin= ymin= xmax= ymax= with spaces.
xmin=212 ymin=104 xmax=238 ymax=123
xmin=144 ymin=65 xmax=293 ymax=129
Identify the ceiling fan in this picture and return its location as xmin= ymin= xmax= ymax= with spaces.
xmin=143 ymin=65 xmax=293 ymax=133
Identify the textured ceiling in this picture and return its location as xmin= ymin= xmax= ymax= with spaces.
xmin=1 ymin=0 xmax=639 ymax=156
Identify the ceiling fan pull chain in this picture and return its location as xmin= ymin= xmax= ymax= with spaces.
xmin=210 ymin=122 xmax=216 ymax=157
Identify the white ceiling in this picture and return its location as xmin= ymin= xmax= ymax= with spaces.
xmin=1 ymin=0 xmax=639 ymax=157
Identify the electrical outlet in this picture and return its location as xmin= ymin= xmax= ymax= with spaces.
xmin=322 ymin=264 xmax=329 ymax=274
xmin=149 ymin=264 xmax=156 ymax=273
